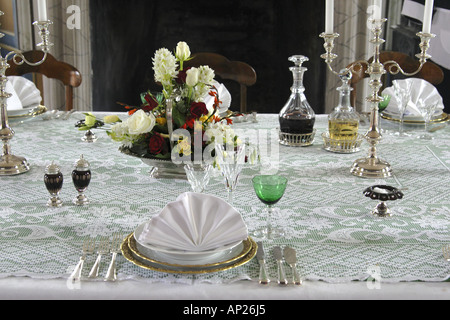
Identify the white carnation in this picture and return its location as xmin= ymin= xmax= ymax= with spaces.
xmin=198 ymin=66 xmax=215 ymax=85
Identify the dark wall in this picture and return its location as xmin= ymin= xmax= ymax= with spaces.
xmin=90 ymin=0 xmax=326 ymax=114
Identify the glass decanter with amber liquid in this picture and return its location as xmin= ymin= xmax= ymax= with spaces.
xmin=279 ymin=55 xmax=316 ymax=136
xmin=328 ymin=72 xmax=360 ymax=141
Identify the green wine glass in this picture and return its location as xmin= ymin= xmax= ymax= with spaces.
xmin=252 ymin=175 xmax=288 ymax=240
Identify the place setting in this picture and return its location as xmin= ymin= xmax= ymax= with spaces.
xmin=120 ymin=192 xmax=258 ymax=275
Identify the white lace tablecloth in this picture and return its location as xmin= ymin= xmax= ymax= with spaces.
xmin=0 ymin=113 xmax=449 ymax=284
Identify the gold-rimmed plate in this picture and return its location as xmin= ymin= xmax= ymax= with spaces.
xmin=121 ymin=233 xmax=257 ymax=275
xmin=7 ymin=105 xmax=47 ymax=122
xmin=381 ymin=112 xmax=449 ymax=124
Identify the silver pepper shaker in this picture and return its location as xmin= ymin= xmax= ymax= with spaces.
xmin=44 ymin=162 xmax=64 ymax=208
xmin=72 ymin=155 xmax=91 ymax=206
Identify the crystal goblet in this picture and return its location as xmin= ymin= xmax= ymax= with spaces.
xmin=215 ymin=144 xmax=246 ymax=205
xmin=184 ymin=163 xmax=213 ymax=193
xmin=392 ymin=80 xmax=413 ymax=137
xmin=252 ymin=175 xmax=288 ymax=240
xmin=416 ymin=99 xmax=438 ymax=140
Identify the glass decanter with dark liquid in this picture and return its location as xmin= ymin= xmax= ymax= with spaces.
xmin=279 ymin=55 xmax=316 ymax=141
xmin=44 ymin=162 xmax=63 ymax=208
xmin=72 ymin=155 xmax=91 ymax=206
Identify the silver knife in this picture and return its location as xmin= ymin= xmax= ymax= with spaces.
xmin=273 ymin=246 xmax=288 ymax=285
xmin=284 ymin=246 xmax=302 ymax=286
xmin=256 ymin=242 xmax=270 ymax=285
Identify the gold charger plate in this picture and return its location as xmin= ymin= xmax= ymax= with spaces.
xmin=381 ymin=112 xmax=449 ymax=124
xmin=121 ymin=233 xmax=257 ymax=275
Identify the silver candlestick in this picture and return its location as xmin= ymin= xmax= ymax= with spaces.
xmin=320 ymin=18 xmax=435 ymax=179
xmin=0 ymin=12 xmax=53 ymax=176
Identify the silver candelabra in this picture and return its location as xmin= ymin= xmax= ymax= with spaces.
xmin=0 ymin=11 xmax=53 ymax=176
xmin=320 ymin=18 xmax=435 ymax=178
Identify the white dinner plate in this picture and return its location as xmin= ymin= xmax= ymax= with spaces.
xmin=382 ymin=109 xmax=443 ymax=122
xmin=122 ymin=233 xmax=257 ymax=274
xmin=7 ymin=105 xmax=47 ymax=123
xmin=7 ymin=105 xmax=42 ymax=117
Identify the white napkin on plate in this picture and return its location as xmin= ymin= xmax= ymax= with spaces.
xmin=8 ymin=76 xmax=42 ymax=107
xmin=382 ymin=78 xmax=444 ymax=118
xmin=5 ymin=80 xmax=23 ymax=111
xmin=204 ymin=81 xmax=231 ymax=116
xmin=137 ymin=192 xmax=248 ymax=252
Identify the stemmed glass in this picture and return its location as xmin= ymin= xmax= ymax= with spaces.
xmin=416 ymin=99 xmax=438 ymax=140
xmin=252 ymin=175 xmax=288 ymax=240
xmin=392 ymin=80 xmax=413 ymax=137
xmin=215 ymin=144 xmax=246 ymax=205
xmin=184 ymin=163 xmax=213 ymax=193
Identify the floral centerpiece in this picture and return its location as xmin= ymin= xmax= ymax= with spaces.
xmin=107 ymin=41 xmax=238 ymax=165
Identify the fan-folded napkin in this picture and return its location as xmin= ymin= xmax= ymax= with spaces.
xmin=137 ymin=192 xmax=248 ymax=252
xmin=8 ymin=76 xmax=42 ymax=108
xmin=382 ymin=78 xmax=444 ymax=117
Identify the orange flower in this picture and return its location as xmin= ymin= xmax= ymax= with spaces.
xmin=211 ymin=115 xmax=221 ymax=123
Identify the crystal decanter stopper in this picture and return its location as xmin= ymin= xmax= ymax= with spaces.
xmin=328 ymin=71 xmax=360 ymax=141
xmin=279 ymin=55 xmax=316 ymax=136
xmin=72 ymin=155 xmax=91 ymax=206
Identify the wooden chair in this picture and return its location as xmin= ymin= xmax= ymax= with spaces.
xmin=185 ymin=52 xmax=257 ymax=113
xmin=6 ymin=50 xmax=82 ymax=111
xmin=348 ymin=51 xmax=444 ymax=108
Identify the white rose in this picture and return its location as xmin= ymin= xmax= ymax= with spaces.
xmin=126 ymin=110 xmax=156 ymax=135
xmin=186 ymin=67 xmax=199 ymax=87
xmin=176 ymin=42 xmax=191 ymax=61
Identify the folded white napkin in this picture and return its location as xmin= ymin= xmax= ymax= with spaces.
xmin=382 ymin=78 xmax=444 ymax=118
xmin=5 ymin=80 xmax=23 ymax=111
xmin=137 ymin=192 xmax=248 ymax=252
xmin=8 ymin=76 xmax=42 ymax=107
xmin=204 ymin=81 xmax=231 ymax=116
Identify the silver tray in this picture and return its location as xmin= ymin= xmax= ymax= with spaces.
xmin=119 ymin=147 xmax=186 ymax=179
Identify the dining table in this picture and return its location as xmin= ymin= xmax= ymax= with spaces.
xmin=0 ymin=111 xmax=449 ymax=302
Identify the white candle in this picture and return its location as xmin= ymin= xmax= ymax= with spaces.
xmin=423 ymin=0 xmax=434 ymax=34
xmin=37 ymin=0 xmax=48 ymax=21
xmin=325 ymin=0 xmax=334 ymax=34
xmin=373 ymin=0 xmax=383 ymax=20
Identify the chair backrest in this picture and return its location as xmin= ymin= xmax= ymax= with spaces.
xmin=6 ymin=50 xmax=82 ymax=111
xmin=348 ymin=51 xmax=444 ymax=108
xmin=185 ymin=52 xmax=257 ymax=113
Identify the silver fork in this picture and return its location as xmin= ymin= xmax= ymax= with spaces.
xmin=88 ymin=237 xmax=110 ymax=278
xmin=105 ymin=233 xmax=123 ymax=282
xmin=69 ymin=238 xmax=96 ymax=282
xmin=443 ymin=245 xmax=450 ymax=262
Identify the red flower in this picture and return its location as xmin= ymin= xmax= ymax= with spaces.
xmin=142 ymin=93 xmax=159 ymax=112
xmin=182 ymin=118 xmax=196 ymax=130
xmin=176 ymin=67 xmax=191 ymax=84
xmin=190 ymin=102 xmax=208 ymax=119
xmin=148 ymin=133 xmax=167 ymax=155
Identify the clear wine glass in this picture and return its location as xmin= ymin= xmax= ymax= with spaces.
xmin=184 ymin=163 xmax=213 ymax=193
xmin=392 ymin=80 xmax=413 ymax=137
xmin=252 ymin=175 xmax=288 ymax=240
xmin=215 ymin=144 xmax=246 ymax=205
xmin=416 ymin=99 xmax=438 ymax=140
